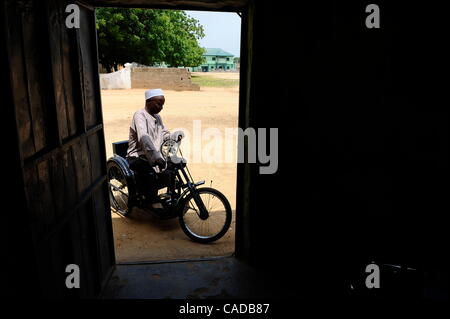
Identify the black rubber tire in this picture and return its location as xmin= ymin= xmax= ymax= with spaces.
xmin=107 ymin=159 xmax=132 ymax=216
xmin=178 ymin=187 xmax=232 ymax=243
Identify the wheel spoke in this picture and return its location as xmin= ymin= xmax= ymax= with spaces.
xmin=206 ymin=193 xmax=212 ymax=211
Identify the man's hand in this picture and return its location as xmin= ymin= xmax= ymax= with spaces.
xmin=172 ymin=130 xmax=185 ymax=142
xmin=154 ymin=158 xmax=166 ymax=170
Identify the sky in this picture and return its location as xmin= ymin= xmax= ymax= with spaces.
xmin=184 ymin=10 xmax=241 ymax=58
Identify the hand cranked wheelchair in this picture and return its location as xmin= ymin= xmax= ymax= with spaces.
xmin=106 ymin=138 xmax=232 ymax=243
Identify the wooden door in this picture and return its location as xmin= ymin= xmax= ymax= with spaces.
xmin=2 ymin=0 xmax=115 ymax=298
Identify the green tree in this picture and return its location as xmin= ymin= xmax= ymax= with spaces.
xmin=96 ymin=8 xmax=205 ymax=72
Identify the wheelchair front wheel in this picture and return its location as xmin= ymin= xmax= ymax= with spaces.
xmin=179 ymin=187 xmax=232 ymax=243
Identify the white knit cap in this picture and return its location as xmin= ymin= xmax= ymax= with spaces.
xmin=145 ymin=88 xmax=164 ymax=100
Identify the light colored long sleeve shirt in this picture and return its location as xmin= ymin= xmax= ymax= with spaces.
xmin=126 ymin=108 xmax=170 ymax=165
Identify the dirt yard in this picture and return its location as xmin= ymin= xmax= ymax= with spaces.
xmin=101 ymin=73 xmax=239 ymax=263
xmin=192 ymin=71 xmax=240 ymax=80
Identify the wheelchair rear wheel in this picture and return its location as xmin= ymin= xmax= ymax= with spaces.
xmin=107 ymin=160 xmax=131 ymax=216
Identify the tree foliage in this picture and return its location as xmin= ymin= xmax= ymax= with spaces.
xmin=96 ymin=8 xmax=206 ymax=72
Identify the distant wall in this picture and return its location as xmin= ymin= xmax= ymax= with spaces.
xmin=100 ymin=66 xmax=200 ymax=91
xmin=99 ymin=67 xmax=131 ymax=89
xmin=130 ymin=67 xmax=200 ymax=91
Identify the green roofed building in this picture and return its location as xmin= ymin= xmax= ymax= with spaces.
xmin=191 ymin=48 xmax=236 ymax=72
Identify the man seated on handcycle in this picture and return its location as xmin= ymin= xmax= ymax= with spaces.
xmin=126 ymin=88 xmax=184 ymax=211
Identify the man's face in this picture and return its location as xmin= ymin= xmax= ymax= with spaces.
xmin=146 ymin=95 xmax=165 ymax=115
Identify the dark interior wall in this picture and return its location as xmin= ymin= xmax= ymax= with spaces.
xmin=91 ymin=0 xmax=247 ymax=11
xmin=2 ymin=0 xmax=115 ymax=298
xmin=239 ymin=0 xmax=448 ymax=295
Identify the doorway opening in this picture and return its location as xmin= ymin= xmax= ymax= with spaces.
xmin=97 ymin=8 xmax=242 ymax=263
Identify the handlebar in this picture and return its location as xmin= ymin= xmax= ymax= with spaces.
xmin=159 ymin=138 xmax=183 ymax=165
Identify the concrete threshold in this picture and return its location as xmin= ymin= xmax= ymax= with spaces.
xmin=101 ymin=256 xmax=282 ymax=299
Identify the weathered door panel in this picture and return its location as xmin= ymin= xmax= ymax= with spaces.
xmin=3 ymin=0 xmax=115 ymax=298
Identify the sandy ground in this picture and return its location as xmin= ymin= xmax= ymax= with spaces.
xmin=101 ymin=78 xmax=239 ymax=263
xmin=191 ymin=71 xmax=240 ymax=80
